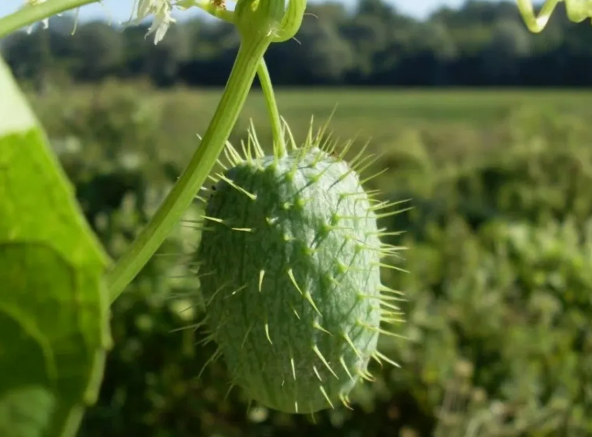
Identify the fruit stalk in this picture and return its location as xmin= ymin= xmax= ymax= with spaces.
xmin=257 ymin=58 xmax=287 ymax=157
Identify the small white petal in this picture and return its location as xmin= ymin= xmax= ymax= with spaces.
xmin=22 ymin=0 xmax=49 ymax=31
xmin=137 ymin=0 xmax=176 ymax=44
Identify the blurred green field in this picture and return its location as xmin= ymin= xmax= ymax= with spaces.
xmin=244 ymin=88 xmax=592 ymax=126
xmin=26 ymin=83 xmax=592 ymax=437
xmin=38 ymin=85 xmax=592 ymax=130
xmin=34 ymin=84 xmax=592 ymax=165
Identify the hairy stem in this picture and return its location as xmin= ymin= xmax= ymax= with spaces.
xmin=106 ymin=36 xmax=271 ymax=302
xmin=0 ymin=0 xmax=97 ymax=38
xmin=177 ymin=0 xmax=235 ymax=22
xmin=257 ymin=58 xmax=286 ymax=157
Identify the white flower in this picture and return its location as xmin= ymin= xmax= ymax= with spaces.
xmin=22 ymin=0 xmax=69 ymax=33
xmin=22 ymin=0 xmax=177 ymax=44
xmin=132 ymin=0 xmax=177 ymax=44
xmin=22 ymin=0 xmax=49 ymax=33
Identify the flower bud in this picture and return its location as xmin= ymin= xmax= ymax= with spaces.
xmin=565 ymin=0 xmax=592 ymax=23
xmin=234 ymin=0 xmax=286 ymax=40
xmin=234 ymin=0 xmax=305 ymax=43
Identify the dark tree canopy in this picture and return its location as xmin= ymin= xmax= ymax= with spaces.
xmin=2 ymin=0 xmax=592 ymax=87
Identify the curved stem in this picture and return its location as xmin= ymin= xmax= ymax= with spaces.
xmin=564 ymin=0 xmax=592 ymax=23
xmin=106 ymin=36 xmax=270 ymax=303
xmin=257 ymin=58 xmax=286 ymax=157
xmin=515 ymin=0 xmax=560 ymax=33
xmin=0 ymin=0 xmax=97 ymax=38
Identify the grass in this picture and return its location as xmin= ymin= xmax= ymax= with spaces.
xmin=184 ymin=87 xmax=592 ymax=123
xmin=31 ymin=84 xmax=592 ymax=168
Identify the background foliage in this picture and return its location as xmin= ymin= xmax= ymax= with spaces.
xmin=4 ymin=0 xmax=592 ymax=435
xmin=19 ymin=80 xmax=592 ymax=436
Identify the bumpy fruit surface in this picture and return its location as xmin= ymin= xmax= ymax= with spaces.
xmin=196 ymin=133 xmax=400 ymax=414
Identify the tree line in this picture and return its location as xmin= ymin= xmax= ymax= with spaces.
xmin=2 ymin=0 xmax=592 ymax=89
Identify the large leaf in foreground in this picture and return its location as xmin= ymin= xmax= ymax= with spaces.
xmin=0 ymin=57 xmax=111 ymax=437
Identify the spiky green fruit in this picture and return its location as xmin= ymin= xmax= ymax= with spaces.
xmin=195 ymin=128 xmax=402 ymax=415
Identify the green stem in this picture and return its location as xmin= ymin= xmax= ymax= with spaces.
xmin=106 ymin=36 xmax=271 ymax=303
xmin=177 ymin=0 xmax=235 ymax=23
xmin=0 ymin=0 xmax=97 ymax=38
xmin=257 ymin=58 xmax=286 ymax=157
xmin=515 ymin=0 xmax=560 ymax=33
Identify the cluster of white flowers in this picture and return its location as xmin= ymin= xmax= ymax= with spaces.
xmin=131 ymin=0 xmax=177 ymax=44
xmin=22 ymin=0 xmax=49 ymax=32
xmin=22 ymin=0 xmax=178 ymax=44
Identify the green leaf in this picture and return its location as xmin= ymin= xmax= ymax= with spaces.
xmin=0 ymin=56 xmax=111 ymax=437
xmin=0 ymin=386 xmax=56 ymax=437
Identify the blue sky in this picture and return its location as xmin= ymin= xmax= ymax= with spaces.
xmin=0 ymin=0 xmax=494 ymax=22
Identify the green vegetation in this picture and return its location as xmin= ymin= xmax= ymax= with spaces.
xmin=22 ymin=83 xmax=592 ymax=436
